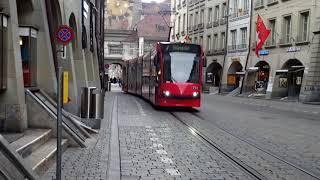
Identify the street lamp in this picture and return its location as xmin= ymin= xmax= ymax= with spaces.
xmin=0 ymin=12 xmax=9 ymax=91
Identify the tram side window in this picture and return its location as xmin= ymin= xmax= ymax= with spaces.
xmin=163 ymin=52 xmax=171 ymax=82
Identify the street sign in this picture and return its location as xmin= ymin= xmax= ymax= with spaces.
xmin=55 ymin=25 xmax=75 ymax=45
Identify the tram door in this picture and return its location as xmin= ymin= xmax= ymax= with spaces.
xmin=19 ymin=26 xmax=38 ymax=87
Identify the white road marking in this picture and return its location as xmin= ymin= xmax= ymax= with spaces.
xmin=156 ymin=150 xmax=167 ymax=155
xmin=152 ymin=143 xmax=163 ymax=148
xmin=161 ymin=157 xmax=173 ymax=164
xmin=166 ymin=169 xmax=181 ymax=176
xmin=150 ymin=137 xmax=159 ymax=141
xmin=312 ymin=112 xmax=319 ymax=114
xmin=145 ymin=126 xmax=152 ymax=129
xmin=148 ymin=133 xmax=157 ymax=136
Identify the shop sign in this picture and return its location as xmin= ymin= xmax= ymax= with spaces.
xmin=259 ymin=50 xmax=269 ymax=56
xmin=287 ymin=46 xmax=301 ymax=53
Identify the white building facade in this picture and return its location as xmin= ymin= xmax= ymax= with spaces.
xmin=222 ymin=0 xmax=251 ymax=92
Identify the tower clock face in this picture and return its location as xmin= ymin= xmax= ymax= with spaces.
xmin=107 ymin=0 xmax=130 ymax=16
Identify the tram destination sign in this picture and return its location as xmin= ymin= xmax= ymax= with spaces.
xmin=166 ymin=44 xmax=201 ymax=53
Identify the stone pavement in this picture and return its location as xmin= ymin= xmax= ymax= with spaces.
xmin=42 ymin=94 xmax=115 ymax=180
xmin=116 ymin=93 xmax=255 ymax=180
xmin=206 ymin=94 xmax=320 ymax=115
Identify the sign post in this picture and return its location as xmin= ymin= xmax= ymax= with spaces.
xmin=55 ymin=25 xmax=74 ymax=180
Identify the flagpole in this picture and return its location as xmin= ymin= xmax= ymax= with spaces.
xmin=240 ymin=0 xmax=254 ymax=94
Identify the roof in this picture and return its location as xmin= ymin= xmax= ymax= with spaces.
xmin=137 ymin=15 xmax=170 ymax=41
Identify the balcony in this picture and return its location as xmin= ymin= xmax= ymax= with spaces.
xmin=279 ymin=38 xmax=292 ymax=47
xmin=220 ymin=18 xmax=227 ymax=25
xmin=193 ymin=25 xmax=198 ymax=31
xmin=267 ymin=0 xmax=278 ymax=6
xmin=228 ymin=44 xmax=247 ymax=52
xmin=296 ymin=35 xmax=310 ymax=45
xmin=206 ymin=22 xmax=212 ymax=29
xmin=255 ymin=0 xmax=264 ymax=9
xmin=239 ymin=9 xmax=249 ymax=16
xmin=213 ymin=20 xmax=219 ymax=27
xmin=198 ymin=23 xmax=204 ymax=30
xmin=212 ymin=49 xmax=225 ymax=55
xmin=265 ymin=39 xmax=276 ymax=48
xmin=188 ymin=26 xmax=193 ymax=32
xmin=229 ymin=13 xmax=238 ymax=19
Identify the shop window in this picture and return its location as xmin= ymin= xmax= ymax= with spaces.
xmin=0 ymin=13 xmax=8 ymax=92
xmin=19 ymin=26 xmax=38 ymax=87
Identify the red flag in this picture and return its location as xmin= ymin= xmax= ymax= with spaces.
xmin=256 ymin=15 xmax=271 ymax=57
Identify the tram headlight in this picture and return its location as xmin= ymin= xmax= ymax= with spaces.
xmin=192 ymin=92 xmax=200 ymax=98
xmin=163 ymin=90 xmax=171 ymax=97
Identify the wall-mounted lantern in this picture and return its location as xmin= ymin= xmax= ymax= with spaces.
xmin=0 ymin=12 xmax=9 ymax=92
xmin=19 ymin=25 xmax=38 ymax=87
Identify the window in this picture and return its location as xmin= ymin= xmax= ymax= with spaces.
xmin=194 ymin=37 xmax=198 ymax=44
xmin=243 ymin=0 xmax=249 ymax=10
xmin=231 ymin=29 xmax=237 ymax=50
xmin=213 ymin=34 xmax=218 ymax=50
xmin=207 ymin=35 xmax=212 ymax=50
xmin=222 ymin=3 xmax=227 ymax=18
xmin=208 ymin=8 xmax=213 ymax=22
xmin=190 ymin=14 xmax=193 ymax=27
xmin=214 ymin=5 xmax=220 ymax=21
xmin=178 ymin=16 xmax=181 ymax=33
xmin=195 ymin=12 xmax=198 ymax=25
xmin=183 ymin=13 xmax=186 ymax=31
xmin=200 ymin=36 xmax=203 ymax=46
xmin=269 ymin=19 xmax=276 ymax=45
xmin=299 ymin=11 xmax=309 ymax=42
xmin=233 ymin=0 xmax=238 ymax=14
xmin=221 ymin=32 xmax=226 ymax=50
xmin=240 ymin=27 xmax=247 ymax=48
xmin=283 ymin=15 xmax=291 ymax=43
xmin=200 ymin=9 xmax=204 ymax=24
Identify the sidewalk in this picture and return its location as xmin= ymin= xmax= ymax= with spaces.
xmin=42 ymin=93 xmax=115 ymax=180
xmin=205 ymin=93 xmax=320 ymax=115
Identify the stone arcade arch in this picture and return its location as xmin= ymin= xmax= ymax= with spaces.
xmin=206 ymin=62 xmax=222 ymax=87
xmin=227 ymin=61 xmax=243 ymax=91
xmin=282 ymin=59 xmax=304 ymax=99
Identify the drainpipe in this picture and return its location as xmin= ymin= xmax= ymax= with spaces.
xmin=240 ymin=0 xmax=254 ymax=94
xmin=218 ymin=0 xmax=230 ymax=94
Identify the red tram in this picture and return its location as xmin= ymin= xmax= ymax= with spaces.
xmin=122 ymin=42 xmax=203 ymax=107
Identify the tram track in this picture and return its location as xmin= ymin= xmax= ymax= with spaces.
xmin=170 ymin=112 xmax=266 ymax=180
xmin=169 ymin=111 xmax=320 ymax=180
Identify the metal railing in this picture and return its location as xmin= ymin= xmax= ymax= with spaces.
xmin=213 ymin=20 xmax=219 ymax=27
xmin=198 ymin=23 xmax=204 ymax=29
xmin=267 ymin=0 xmax=278 ymax=5
xmin=279 ymin=38 xmax=291 ymax=45
xmin=220 ymin=18 xmax=227 ymax=25
xmin=206 ymin=22 xmax=212 ymax=28
xmin=296 ymin=35 xmax=309 ymax=43
xmin=229 ymin=12 xmax=238 ymax=19
xmin=228 ymin=44 xmax=247 ymax=51
xmin=109 ymin=48 xmax=123 ymax=55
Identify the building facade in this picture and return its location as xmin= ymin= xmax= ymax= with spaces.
xmin=243 ymin=0 xmax=320 ymax=101
xmin=222 ymin=0 xmax=251 ymax=92
xmin=0 ymin=0 xmax=103 ymax=131
xmin=171 ymin=0 xmax=188 ymax=42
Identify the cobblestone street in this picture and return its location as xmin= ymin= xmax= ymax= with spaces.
xmin=41 ymin=92 xmax=320 ymax=180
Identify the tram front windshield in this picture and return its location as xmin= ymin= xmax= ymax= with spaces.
xmin=163 ymin=44 xmax=201 ymax=83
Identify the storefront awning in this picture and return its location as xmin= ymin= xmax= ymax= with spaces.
xmin=247 ymin=67 xmax=259 ymax=72
xmin=236 ymin=71 xmax=245 ymax=75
